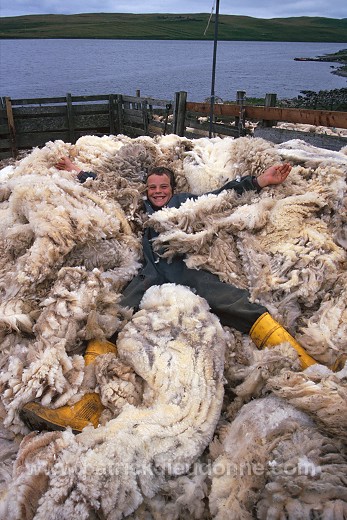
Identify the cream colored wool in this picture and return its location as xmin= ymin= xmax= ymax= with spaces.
xmin=209 ymin=396 xmax=347 ymax=520
xmin=95 ymin=353 xmax=144 ymax=418
xmin=0 ymin=134 xmax=347 ymax=519
xmin=8 ymin=140 xmax=73 ymax=181
xmin=182 ymin=136 xmax=282 ymax=195
xmin=127 ymin=466 xmax=210 ymax=519
xmin=238 ymin=190 xmax=346 ymax=320
xmin=2 ymin=284 xmax=227 ymax=520
xmin=267 ymin=364 xmax=347 ymax=441
xmin=0 ymin=174 xmax=130 ymax=292
xmin=297 ymin=272 xmax=347 ymax=365
xmin=275 ymin=138 xmax=347 ymax=167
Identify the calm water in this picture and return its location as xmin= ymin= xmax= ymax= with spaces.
xmin=0 ymin=39 xmax=346 ymax=101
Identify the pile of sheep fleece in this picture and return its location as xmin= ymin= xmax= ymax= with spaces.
xmin=0 ymin=133 xmax=346 ymax=520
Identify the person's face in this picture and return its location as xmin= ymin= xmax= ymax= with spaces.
xmin=146 ymin=173 xmax=173 ymax=209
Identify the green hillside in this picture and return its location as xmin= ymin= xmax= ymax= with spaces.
xmin=0 ymin=13 xmax=346 ymax=42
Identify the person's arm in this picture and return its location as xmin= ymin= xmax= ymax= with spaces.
xmin=55 ymin=156 xmax=96 ymax=184
xmin=255 ymin=163 xmax=291 ymax=188
xmin=211 ymin=163 xmax=292 ymax=196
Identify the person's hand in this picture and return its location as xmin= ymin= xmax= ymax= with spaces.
xmin=55 ymin=156 xmax=82 ymax=174
xmin=256 ymin=163 xmax=292 ymax=188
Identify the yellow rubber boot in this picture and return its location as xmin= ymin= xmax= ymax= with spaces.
xmin=84 ymin=338 xmax=118 ymax=366
xmin=20 ymin=339 xmax=117 ymax=434
xmin=249 ymin=312 xmax=317 ymax=370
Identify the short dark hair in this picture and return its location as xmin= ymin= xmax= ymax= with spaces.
xmin=145 ymin=166 xmax=176 ymax=190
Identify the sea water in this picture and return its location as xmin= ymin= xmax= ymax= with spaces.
xmin=0 ymin=39 xmax=346 ymax=101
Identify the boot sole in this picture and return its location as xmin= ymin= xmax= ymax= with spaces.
xmin=19 ymin=408 xmax=81 ymax=435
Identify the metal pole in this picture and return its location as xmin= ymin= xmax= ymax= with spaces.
xmin=209 ymin=0 xmax=220 ymax=138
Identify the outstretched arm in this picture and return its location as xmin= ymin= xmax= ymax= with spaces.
xmin=208 ymin=163 xmax=292 ymax=197
xmin=55 ymin=156 xmax=96 ymax=183
xmin=256 ymin=163 xmax=291 ymax=188
xmin=56 ymin=156 xmax=82 ymax=174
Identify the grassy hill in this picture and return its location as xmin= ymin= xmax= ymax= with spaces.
xmin=0 ymin=13 xmax=347 ymax=42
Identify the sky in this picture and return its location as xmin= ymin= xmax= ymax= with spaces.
xmin=0 ymin=0 xmax=346 ymax=19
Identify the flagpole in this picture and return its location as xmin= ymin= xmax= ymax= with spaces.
xmin=209 ymin=0 xmax=220 ymax=138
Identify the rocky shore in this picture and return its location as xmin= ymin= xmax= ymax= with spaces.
xmin=294 ymin=49 xmax=347 ymax=78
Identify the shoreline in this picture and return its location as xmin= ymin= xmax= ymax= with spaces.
xmin=294 ymin=49 xmax=347 ymax=78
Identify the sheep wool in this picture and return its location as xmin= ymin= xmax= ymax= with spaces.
xmin=2 ymin=284 xmax=227 ymax=520
xmin=0 ymin=133 xmax=346 ymax=519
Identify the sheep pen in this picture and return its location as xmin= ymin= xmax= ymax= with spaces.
xmin=0 ymin=133 xmax=346 ymax=520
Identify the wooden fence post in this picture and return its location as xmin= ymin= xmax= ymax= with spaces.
xmin=142 ymin=100 xmax=149 ymax=135
xmin=66 ymin=93 xmax=75 ymax=142
xmin=135 ymin=89 xmax=141 ymax=110
xmin=263 ymin=93 xmax=277 ymax=127
xmin=116 ymin=94 xmax=124 ymax=134
xmin=173 ymin=91 xmax=187 ymax=136
xmin=235 ymin=90 xmax=246 ymax=136
xmin=109 ymin=94 xmax=116 ymax=134
xmin=5 ymin=96 xmax=18 ymax=158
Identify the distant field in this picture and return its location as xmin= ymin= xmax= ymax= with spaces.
xmin=0 ymin=13 xmax=347 ymax=42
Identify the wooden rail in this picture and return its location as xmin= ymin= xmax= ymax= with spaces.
xmin=186 ymin=102 xmax=347 ymax=129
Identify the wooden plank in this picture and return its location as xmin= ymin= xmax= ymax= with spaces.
xmin=14 ymin=114 xmax=111 ymax=133
xmin=248 ymin=107 xmax=347 ymax=128
xmin=186 ymin=119 xmax=239 ymax=137
xmin=10 ymin=96 xmax=67 ymax=106
xmin=123 ymin=114 xmax=144 ymax=125
xmin=116 ymin=94 xmax=124 ymax=134
xmin=123 ymin=95 xmax=172 ymax=107
xmin=186 ymin=102 xmax=239 ymax=117
xmin=186 ymin=102 xmax=347 ymax=129
xmin=0 ymin=151 xmax=12 ymax=160
xmin=66 ymin=93 xmax=75 ymax=142
xmin=174 ymin=91 xmax=187 ymax=137
xmin=13 ymin=105 xmax=68 ymax=116
xmin=123 ymin=108 xmax=143 ymax=118
xmin=15 ymin=116 xmax=68 ymax=132
xmin=109 ymin=94 xmax=116 ymax=134
xmin=10 ymin=94 xmax=113 ymax=106
xmin=0 ymin=123 xmax=10 ymax=134
xmin=16 ymin=131 xmax=71 ymax=148
xmin=5 ymin=97 xmax=17 ymax=158
xmin=74 ymin=114 xmax=110 ymax=129
xmin=71 ymin=103 xmax=109 ymax=114
xmin=123 ymin=125 xmax=144 ymax=136
xmin=68 ymin=94 xmax=110 ymax=102
xmin=12 ymin=104 xmax=110 ymax=116
xmin=142 ymin=101 xmax=149 ymax=135
xmin=0 ymin=138 xmax=12 ymax=150
xmin=263 ymin=93 xmax=277 ymax=127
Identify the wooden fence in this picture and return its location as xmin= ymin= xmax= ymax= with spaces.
xmin=0 ymin=92 xmax=175 ymax=160
xmin=1 ymin=90 xmax=346 ymax=160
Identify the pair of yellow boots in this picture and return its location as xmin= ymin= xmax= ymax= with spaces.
xmin=20 ymin=313 xmax=317 ymax=434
